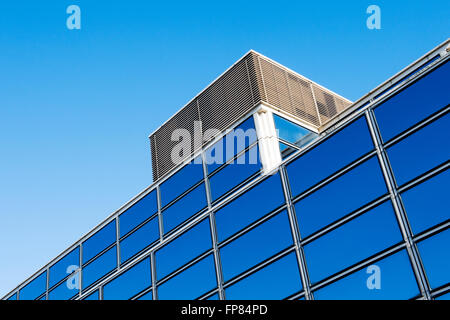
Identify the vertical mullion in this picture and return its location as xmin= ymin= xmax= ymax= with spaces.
xmin=202 ymin=152 xmax=225 ymax=300
xmin=280 ymin=166 xmax=314 ymax=300
xmin=365 ymin=109 xmax=432 ymax=300
xmin=157 ymin=186 xmax=164 ymax=242
xmin=79 ymin=243 xmax=83 ymax=299
xmin=115 ymin=217 xmax=120 ymax=270
xmin=150 ymin=252 xmax=157 ymax=300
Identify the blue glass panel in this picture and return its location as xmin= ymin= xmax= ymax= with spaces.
xmin=48 ymin=272 xmax=79 ymax=300
xmin=137 ymin=291 xmax=153 ymax=300
xmin=119 ymin=190 xmax=157 ymax=237
xmin=19 ymin=271 xmax=47 ymax=300
xmin=209 ymin=145 xmax=261 ymax=202
xmin=120 ymin=216 xmax=159 ymax=263
xmin=82 ymin=290 xmax=99 ymax=300
xmin=82 ymin=246 xmax=117 ymax=290
xmin=160 ymin=157 xmax=204 ymax=208
xmin=155 ymin=218 xmax=212 ymax=280
xmin=436 ymin=292 xmax=450 ymax=300
xmin=49 ymin=247 xmax=80 ymax=288
xmin=158 ymin=255 xmax=217 ymax=300
xmin=273 ymin=114 xmax=318 ymax=148
xmin=374 ymin=60 xmax=450 ymax=142
xmin=402 ymin=170 xmax=449 ymax=234
xmin=294 ymin=156 xmax=387 ymax=238
xmin=162 ymin=182 xmax=207 ymax=234
xmin=418 ymin=229 xmax=450 ymax=289
xmin=206 ymin=293 xmax=219 ymax=300
xmin=387 ymin=113 xmax=450 ymax=186
xmin=225 ymin=253 xmax=302 ymax=300
xmin=304 ymin=201 xmax=402 ymax=283
xmin=82 ymin=220 xmax=116 ymax=264
xmin=7 ymin=293 xmax=17 ymax=300
xmin=215 ymin=173 xmax=286 ymax=243
xmin=314 ymin=250 xmax=419 ymax=299
xmin=287 ymin=117 xmax=374 ymax=197
xmin=206 ymin=117 xmax=257 ymax=174
xmin=103 ymin=258 xmax=152 ymax=300
xmin=220 ymin=211 xmax=293 ymax=281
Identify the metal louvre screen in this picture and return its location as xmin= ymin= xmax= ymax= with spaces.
xmin=150 ymin=51 xmax=352 ymax=181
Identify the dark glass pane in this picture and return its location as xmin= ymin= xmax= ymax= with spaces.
xmin=155 ymin=218 xmax=212 ymax=280
xmin=402 ymin=169 xmax=449 ymax=234
xmin=158 ymin=255 xmax=217 ymax=300
xmin=162 ymin=182 xmax=207 ymax=234
xmin=304 ymin=201 xmax=402 ymax=283
xmin=137 ymin=291 xmax=153 ymax=300
xmin=48 ymin=272 xmax=79 ymax=300
xmin=387 ymin=113 xmax=450 ymax=186
xmin=119 ymin=190 xmax=157 ymax=237
xmin=314 ymin=250 xmax=419 ymax=299
xmin=49 ymin=247 xmax=80 ymax=288
xmin=120 ymin=216 xmax=159 ymax=263
xmin=225 ymin=252 xmax=302 ymax=300
xmin=83 ymin=290 xmax=99 ymax=300
xmin=418 ymin=229 xmax=450 ymax=289
xmin=82 ymin=220 xmax=116 ymax=265
xmin=209 ymin=145 xmax=261 ymax=202
xmin=103 ymin=258 xmax=152 ymax=300
xmin=19 ymin=271 xmax=47 ymax=300
xmin=374 ymin=60 xmax=450 ymax=142
xmin=273 ymin=114 xmax=318 ymax=148
xmin=220 ymin=211 xmax=293 ymax=282
xmin=286 ymin=116 xmax=374 ymax=197
xmin=294 ymin=156 xmax=387 ymax=238
xmin=206 ymin=116 xmax=257 ymax=174
xmin=160 ymin=157 xmax=204 ymax=208
xmin=82 ymin=245 xmax=117 ymax=290
xmin=215 ymin=173 xmax=286 ymax=243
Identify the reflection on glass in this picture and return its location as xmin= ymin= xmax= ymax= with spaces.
xmin=273 ymin=113 xmax=318 ymax=148
xmin=314 ymin=250 xmax=419 ymax=299
xmin=158 ymin=255 xmax=217 ymax=300
xmin=304 ymin=201 xmax=402 ymax=283
xmin=225 ymin=253 xmax=302 ymax=300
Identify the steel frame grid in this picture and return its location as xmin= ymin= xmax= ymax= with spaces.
xmin=3 ymin=42 xmax=449 ymax=301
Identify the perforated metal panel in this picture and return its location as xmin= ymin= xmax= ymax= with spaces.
xmin=150 ymin=51 xmax=352 ymax=181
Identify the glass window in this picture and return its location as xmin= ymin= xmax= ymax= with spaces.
xmin=273 ymin=113 xmax=318 ymax=148
xmin=314 ymin=250 xmax=419 ymax=300
xmin=387 ymin=113 xmax=450 ymax=187
xmin=225 ymin=252 xmax=302 ymax=300
xmin=206 ymin=293 xmax=219 ymax=300
xmin=286 ymin=116 xmax=374 ymax=197
xmin=19 ymin=271 xmax=47 ymax=300
xmin=162 ymin=182 xmax=207 ymax=234
xmin=436 ymin=292 xmax=450 ymax=300
xmin=158 ymin=255 xmax=217 ymax=300
xmin=120 ymin=216 xmax=159 ymax=263
xmin=220 ymin=211 xmax=293 ymax=282
xmin=137 ymin=291 xmax=153 ymax=300
xmin=155 ymin=218 xmax=212 ymax=280
xmin=7 ymin=293 xmax=17 ymax=300
xmin=160 ymin=156 xmax=204 ymax=208
xmin=82 ymin=290 xmax=99 ymax=300
xmin=417 ymin=229 xmax=450 ymax=289
xmin=294 ymin=156 xmax=387 ymax=238
xmin=82 ymin=220 xmax=116 ymax=265
xmin=82 ymin=245 xmax=117 ymax=290
xmin=119 ymin=189 xmax=157 ymax=237
xmin=49 ymin=247 xmax=80 ymax=289
xmin=206 ymin=116 xmax=257 ymax=174
xmin=402 ymin=170 xmax=449 ymax=234
xmin=48 ymin=272 xmax=79 ymax=300
xmin=215 ymin=173 xmax=286 ymax=243
xmin=209 ymin=145 xmax=261 ymax=202
xmin=374 ymin=60 xmax=450 ymax=142
xmin=304 ymin=201 xmax=402 ymax=284
xmin=103 ymin=258 xmax=152 ymax=300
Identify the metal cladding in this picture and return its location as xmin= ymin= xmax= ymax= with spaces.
xmin=150 ymin=51 xmax=352 ymax=181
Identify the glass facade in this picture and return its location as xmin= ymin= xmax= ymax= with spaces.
xmin=3 ymin=50 xmax=449 ymax=301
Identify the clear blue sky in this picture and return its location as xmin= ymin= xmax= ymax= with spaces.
xmin=0 ymin=0 xmax=448 ymax=296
